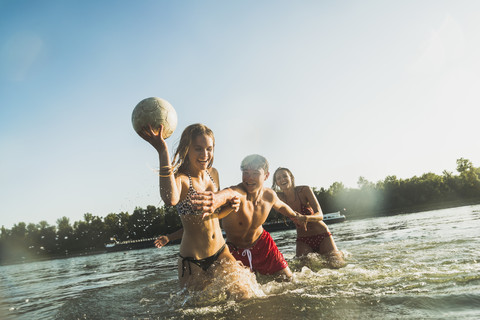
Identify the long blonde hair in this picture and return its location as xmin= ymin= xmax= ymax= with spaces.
xmin=172 ymin=123 xmax=215 ymax=174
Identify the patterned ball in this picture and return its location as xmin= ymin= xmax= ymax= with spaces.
xmin=131 ymin=97 xmax=177 ymax=139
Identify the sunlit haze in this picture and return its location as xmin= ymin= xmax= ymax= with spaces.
xmin=1 ymin=0 xmax=479 ymax=228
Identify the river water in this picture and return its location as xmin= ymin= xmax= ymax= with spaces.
xmin=1 ymin=205 xmax=479 ymax=320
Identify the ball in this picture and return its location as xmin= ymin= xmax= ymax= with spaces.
xmin=131 ymin=97 xmax=178 ymax=139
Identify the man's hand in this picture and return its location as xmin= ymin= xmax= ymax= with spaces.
xmin=292 ymin=213 xmax=308 ymax=231
xmin=202 ymin=192 xmax=240 ymax=219
xmin=229 ymin=195 xmax=240 ymax=212
xmin=192 ymin=190 xmax=240 ymax=219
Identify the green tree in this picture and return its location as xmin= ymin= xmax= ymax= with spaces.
xmin=11 ymin=222 xmax=27 ymax=241
xmin=25 ymin=223 xmax=40 ymax=254
xmin=103 ymin=213 xmax=121 ymax=241
xmin=57 ymin=217 xmax=74 ymax=254
xmin=456 ymin=158 xmax=474 ymax=174
xmin=37 ymin=221 xmax=56 ymax=255
xmin=163 ymin=206 xmax=182 ymax=234
xmin=357 ymin=176 xmax=374 ymax=190
xmin=4 ymin=222 xmax=28 ymax=262
xmin=456 ymin=158 xmax=480 ymax=196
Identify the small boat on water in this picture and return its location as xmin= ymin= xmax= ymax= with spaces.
xmin=105 ymin=237 xmax=157 ymax=252
xmin=322 ymin=211 xmax=347 ymax=223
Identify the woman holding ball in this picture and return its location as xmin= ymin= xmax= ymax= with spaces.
xmin=140 ymin=123 xmax=253 ymax=299
xmin=272 ymin=167 xmax=345 ymax=268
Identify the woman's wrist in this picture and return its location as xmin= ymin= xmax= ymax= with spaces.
xmin=158 ymin=164 xmax=174 ymax=177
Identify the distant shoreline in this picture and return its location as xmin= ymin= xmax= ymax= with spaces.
xmin=2 ymin=201 xmax=479 ymax=267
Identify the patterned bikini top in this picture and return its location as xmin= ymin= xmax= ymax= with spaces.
xmin=176 ymin=171 xmax=217 ymax=216
xmin=297 ymin=188 xmax=314 ymax=216
xmin=300 ymin=204 xmax=314 ymax=216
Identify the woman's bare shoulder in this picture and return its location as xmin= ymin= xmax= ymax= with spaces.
xmin=297 ymin=185 xmax=313 ymax=195
xmin=175 ymin=172 xmax=189 ymax=185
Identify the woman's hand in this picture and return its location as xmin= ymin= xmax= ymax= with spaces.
xmin=154 ymin=235 xmax=170 ymax=248
xmin=138 ymin=124 xmax=168 ymax=152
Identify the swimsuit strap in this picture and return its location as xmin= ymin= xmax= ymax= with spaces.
xmin=189 ymin=171 xmax=217 ymax=191
xmin=296 ymin=187 xmax=303 ymax=206
xmin=205 ymin=170 xmax=217 ymax=190
xmin=178 ymin=243 xmax=226 ymax=276
xmin=187 ymin=173 xmax=196 ymax=192
xmin=179 ymin=255 xmax=192 ymax=277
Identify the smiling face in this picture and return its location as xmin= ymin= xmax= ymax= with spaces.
xmin=187 ymin=134 xmax=214 ymax=172
xmin=274 ymin=169 xmax=294 ymax=191
xmin=242 ymin=167 xmax=268 ymax=193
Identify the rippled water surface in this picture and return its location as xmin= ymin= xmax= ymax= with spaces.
xmin=1 ymin=205 xmax=480 ymax=319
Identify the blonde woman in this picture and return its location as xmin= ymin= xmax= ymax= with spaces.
xmin=140 ymin=123 xmax=252 ymax=298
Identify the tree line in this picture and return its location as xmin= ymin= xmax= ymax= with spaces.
xmin=314 ymin=157 xmax=480 ymax=219
xmin=0 ymin=206 xmax=182 ymax=265
xmin=1 ymin=158 xmax=479 ymax=265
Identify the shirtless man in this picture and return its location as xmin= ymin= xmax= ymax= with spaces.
xmin=156 ymin=154 xmax=305 ymax=279
xmin=219 ymin=154 xmax=304 ymax=278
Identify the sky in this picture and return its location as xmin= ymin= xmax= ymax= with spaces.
xmin=1 ymin=0 xmax=479 ymax=229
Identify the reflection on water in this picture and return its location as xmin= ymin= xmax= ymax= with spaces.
xmin=1 ymin=205 xmax=480 ymax=319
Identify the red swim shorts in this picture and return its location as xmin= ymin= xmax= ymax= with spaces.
xmin=228 ymin=229 xmax=288 ymax=275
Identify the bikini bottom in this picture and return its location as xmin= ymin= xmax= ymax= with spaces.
xmin=179 ymin=243 xmax=226 ymax=277
xmin=296 ymin=232 xmax=332 ymax=252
